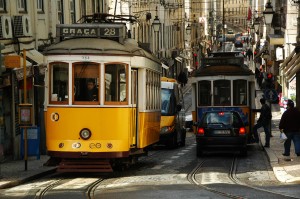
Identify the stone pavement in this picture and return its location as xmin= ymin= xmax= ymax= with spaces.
xmin=0 ymin=109 xmax=299 ymax=189
xmin=259 ymin=113 xmax=300 ymax=183
xmin=0 ymin=155 xmax=57 ymax=189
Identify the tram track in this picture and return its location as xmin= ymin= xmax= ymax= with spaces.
xmin=33 ymin=176 xmax=106 ymax=199
xmin=188 ymin=156 xmax=299 ymax=199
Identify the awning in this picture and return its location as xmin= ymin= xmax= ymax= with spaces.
xmin=280 ymin=50 xmax=295 ymax=70
xmin=283 ymin=53 xmax=300 ymax=74
xmin=267 ymin=34 xmax=284 ymax=45
xmin=161 ymin=63 xmax=169 ymax=69
xmin=175 ymin=56 xmax=183 ymax=63
xmin=284 ymin=53 xmax=300 ymax=81
xmin=24 ymin=49 xmax=44 ymax=65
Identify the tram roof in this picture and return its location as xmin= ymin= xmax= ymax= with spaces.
xmin=193 ymin=57 xmax=254 ymax=77
xmin=43 ymin=38 xmax=160 ymax=63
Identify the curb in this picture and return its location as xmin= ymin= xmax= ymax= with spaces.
xmin=0 ymin=167 xmax=57 ymax=189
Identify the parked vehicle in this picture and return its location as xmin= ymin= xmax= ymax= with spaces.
xmin=195 ymin=111 xmax=248 ymax=156
xmin=159 ymin=77 xmax=186 ymax=148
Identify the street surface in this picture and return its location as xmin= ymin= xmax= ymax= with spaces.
xmin=0 ymin=85 xmax=300 ymax=199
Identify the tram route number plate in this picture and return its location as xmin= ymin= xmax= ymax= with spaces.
xmin=213 ymin=130 xmax=230 ymax=135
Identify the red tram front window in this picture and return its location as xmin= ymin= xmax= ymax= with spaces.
xmin=49 ymin=62 xmax=69 ymax=104
xmin=198 ymin=81 xmax=211 ymax=106
xmin=104 ymin=63 xmax=128 ymax=105
xmin=213 ymin=80 xmax=231 ymax=106
xmin=73 ymin=63 xmax=100 ymax=104
xmin=233 ymin=80 xmax=247 ymax=106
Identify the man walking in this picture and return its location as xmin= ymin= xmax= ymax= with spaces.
xmin=279 ymin=99 xmax=300 ymax=157
xmin=253 ymin=98 xmax=272 ymax=147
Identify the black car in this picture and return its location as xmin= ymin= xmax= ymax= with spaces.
xmin=195 ymin=111 xmax=248 ymax=156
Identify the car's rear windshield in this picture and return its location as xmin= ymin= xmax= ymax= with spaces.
xmin=202 ymin=112 xmax=241 ymax=125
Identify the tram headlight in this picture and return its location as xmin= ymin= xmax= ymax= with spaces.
xmin=79 ymin=128 xmax=92 ymax=140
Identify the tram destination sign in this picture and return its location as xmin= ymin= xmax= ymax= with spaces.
xmin=202 ymin=57 xmax=244 ymax=67
xmin=57 ymin=24 xmax=125 ymax=39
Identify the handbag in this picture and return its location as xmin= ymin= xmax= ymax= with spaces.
xmin=279 ymin=132 xmax=287 ymax=143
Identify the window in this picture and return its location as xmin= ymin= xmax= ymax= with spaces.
xmin=105 ymin=63 xmax=128 ymax=104
xmin=198 ymin=81 xmax=211 ymax=106
xmin=73 ymin=63 xmax=99 ymax=103
xmin=146 ymin=69 xmax=160 ymax=110
xmin=233 ymin=80 xmax=247 ymax=105
xmin=37 ymin=0 xmax=44 ymax=12
xmin=0 ymin=0 xmax=6 ymax=12
xmin=70 ymin=0 xmax=75 ymax=23
xmin=17 ymin=0 xmax=27 ymax=12
xmin=213 ymin=80 xmax=231 ymax=106
xmin=57 ymin=0 xmax=64 ymax=24
xmin=50 ymin=63 xmax=69 ymax=104
xmin=131 ymin=70 xmax=137 ymax=105
xmin=92 ymin=0 xmax=100 ymax=13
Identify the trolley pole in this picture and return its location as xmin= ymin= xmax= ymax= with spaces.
xmin=23 ymin=49 xmax=28 ymax=171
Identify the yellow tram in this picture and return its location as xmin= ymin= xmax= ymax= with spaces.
xmin=44 ymin=15 xmax=161 ymax=172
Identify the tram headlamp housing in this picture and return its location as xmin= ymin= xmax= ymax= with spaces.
xmin=80 ymin=128 xmax=92 ymax=140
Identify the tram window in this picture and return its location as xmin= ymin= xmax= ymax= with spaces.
xmin=73 ymin=63 xmax=99 ymax=103
xmin=198 ymin=81 xmax=211 ymax=106
xmin=50 ymin=63 xmax=69 ymax=103
xmin=213 ymin=80 xmax=231 ymax=106
xmin=105 ymin=63 xmax=127 ymax=104
xmin=233 ymin=80 xmax=247 ymax=105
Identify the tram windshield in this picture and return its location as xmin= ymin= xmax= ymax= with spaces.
xmin=105 ymin=63 xmax=127 ymax=103
xmin=198 ymin=79 xmax=248 ymax=106
xmin=161 ymin=89 xmax=176 ymax=116
xmin=73 ymin=63 xmax=99 ymax=102
xmin=50 ymin=63 xmax=69 ymax=103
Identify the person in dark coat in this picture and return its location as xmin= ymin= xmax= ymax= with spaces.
xmin=246 ymin=48 xmax=253 ymax=60
xmin=178 ymin=71 xmax=188 ymax=87
xmin=279 ymin=99 xmax=300 ymax=156
xmin=253 ymin=98 xmax=272 ymax=147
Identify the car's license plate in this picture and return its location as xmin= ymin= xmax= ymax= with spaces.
xmin=214 ymin=130 xmax=230 ymax=135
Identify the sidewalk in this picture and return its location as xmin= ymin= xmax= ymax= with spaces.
xmin=0 ymin=155 xmax=57 ymax=189
xmin=260 ymin=113 xmax=300 ymax=183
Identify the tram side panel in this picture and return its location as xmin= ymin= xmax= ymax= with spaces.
xmin=137 ymin=68 xmax=161 ymax=148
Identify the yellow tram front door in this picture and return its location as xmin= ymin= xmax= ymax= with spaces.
xmin=130 ymin=70 xmax=138 ymax=148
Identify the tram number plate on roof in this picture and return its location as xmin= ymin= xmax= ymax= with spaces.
xmin=214 ymin=130 xmax=230 ymax=135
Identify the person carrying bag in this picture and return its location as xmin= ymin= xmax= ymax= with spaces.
xmin=279 ymin=99 xmax=300 ymax=157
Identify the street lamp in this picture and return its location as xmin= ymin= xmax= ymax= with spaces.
xmin=152 ymin=7 xmax=161 ymax=58
xmin=186 ymin=24 xmax=191 ymax=35
xmin=263 ymin=1 xmax=275 ymax=25
xmin=152 ymin=16 xmax=161 ymax=33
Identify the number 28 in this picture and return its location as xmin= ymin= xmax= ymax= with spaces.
xmin=104 ymin=28 xmax=116 ymax=36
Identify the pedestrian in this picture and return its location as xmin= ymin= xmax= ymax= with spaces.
xmin=178 ymin=71 xmax=188 ymax=87
xmin=279 ymin=99 xmax=300 ymax=157
xmin=253 ymin=98 xmax=272 ymax=147
xmin=246 ymin=48 xmax=253 ymax=60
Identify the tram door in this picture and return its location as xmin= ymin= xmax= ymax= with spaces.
xmin=130 ymin=70 xmax=138 ymax=147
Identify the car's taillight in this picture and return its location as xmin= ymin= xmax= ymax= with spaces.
xmin=239 ymin=127 xmax=246 ymax=135
xmin=198 ymin=127 xmax=204 ymax=135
